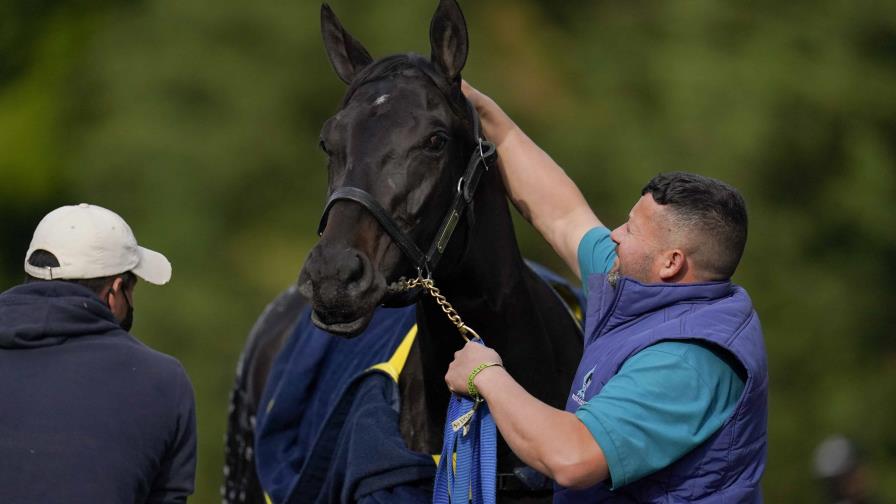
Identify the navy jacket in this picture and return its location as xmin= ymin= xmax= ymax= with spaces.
xmin=0 ymin=281 xmax=196 ymax=504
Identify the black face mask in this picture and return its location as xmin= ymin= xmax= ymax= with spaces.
xmin=107 ymin=288 xmax=135 ymax=331
xmin=120 ymin=292 xmax=134 ymax=332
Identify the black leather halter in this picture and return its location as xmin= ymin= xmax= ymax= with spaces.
xmin=316 ymin=100 xmax=497 ymax=278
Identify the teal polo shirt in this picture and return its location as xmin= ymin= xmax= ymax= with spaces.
xmin=574 ymin=227 xmax=745 ymax=488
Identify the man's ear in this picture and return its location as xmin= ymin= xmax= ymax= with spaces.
xmin=111 ymin=276 xmax=125 ymax=294
xmin=109 ymin=276 xmax=133 ymax=306
xmin=658 ymin=249 xmax=687 ymax=281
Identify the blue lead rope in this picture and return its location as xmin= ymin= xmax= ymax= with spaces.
xmin=433 ymin=343 xmax=497 ymax=504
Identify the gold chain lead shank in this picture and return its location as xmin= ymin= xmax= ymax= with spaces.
xmin=399 ymin=277 xmax=481 ymax=342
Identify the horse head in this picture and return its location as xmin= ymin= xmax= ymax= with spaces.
xmin=298 ymin=0 xmax=484 ymax=336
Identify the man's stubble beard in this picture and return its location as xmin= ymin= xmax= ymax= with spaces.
xmin=611 ymin=250 xmax=656 ymax=286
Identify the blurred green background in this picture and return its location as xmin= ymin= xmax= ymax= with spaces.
xmin=2 ymin=0 xmax=894 ymax=502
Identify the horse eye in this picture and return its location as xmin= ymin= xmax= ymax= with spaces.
xmin=425 ymin=133 xmax=448 ymax=153
xmin=318 ymin=139 xmax=330 ymax=155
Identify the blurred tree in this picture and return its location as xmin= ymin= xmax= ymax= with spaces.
xmin=0 ymin=0 xmax=131 ymax=288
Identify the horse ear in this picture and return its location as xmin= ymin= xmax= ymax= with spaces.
xmin=429 ymin=0 xmax=468 ymax=82
xmin=321 ymin=3 xmax=374 ymax=84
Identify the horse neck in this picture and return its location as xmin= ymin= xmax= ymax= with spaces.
xmin=421 ymin=168 xmax=544 ymax=355
xmin=402 ymin=168 xmax=583 ymax=460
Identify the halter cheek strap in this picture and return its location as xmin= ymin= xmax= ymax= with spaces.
xmin=316 ymin=100 xmax=497 ymax=277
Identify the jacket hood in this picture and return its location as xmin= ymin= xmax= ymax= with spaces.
xmin=0 ymin=281 xmax=123 ymax=349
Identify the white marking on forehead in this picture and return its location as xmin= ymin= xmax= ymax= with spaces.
xmin=373 ymin=94 xmax=390 ymax=106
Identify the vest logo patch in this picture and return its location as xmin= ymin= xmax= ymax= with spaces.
xmin=571 ymin=366 xmax=596 ymax=406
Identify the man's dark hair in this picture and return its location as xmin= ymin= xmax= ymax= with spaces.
xmin=642 ymin=172 xmax=748 ymax=280
xmin=25 ymin=250 xmax=137 ymax=295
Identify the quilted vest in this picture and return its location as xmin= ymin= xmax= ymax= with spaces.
xmin=555 ymin=274 xmax=767 ymax=503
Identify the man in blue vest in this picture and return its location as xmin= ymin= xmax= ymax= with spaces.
xmin=445 ymin=83 xmax=767 ymax=502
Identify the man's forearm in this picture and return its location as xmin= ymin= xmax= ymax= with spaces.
xmin=492 ymin=125 xmax=602 ymax=276
xmin=474 ymin=366 xmax=609 ymax=489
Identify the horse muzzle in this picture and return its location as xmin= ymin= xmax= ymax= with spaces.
xmin=297 ymin=244 xmax=387 ymax=337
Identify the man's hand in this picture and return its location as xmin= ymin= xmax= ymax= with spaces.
xmin=445 ymin=340 xmax=609 ymax=489
xmin=445 ymin=340 xmax=503 ymax=396
xmin=461 ymin=80 xmax=516 ymax=149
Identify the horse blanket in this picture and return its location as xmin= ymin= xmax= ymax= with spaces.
xmin=255 ymin=263 xmax=584 ymax=503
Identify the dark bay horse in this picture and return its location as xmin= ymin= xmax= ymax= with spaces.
xmin=223 ymin=1 xmax=583 ymax=502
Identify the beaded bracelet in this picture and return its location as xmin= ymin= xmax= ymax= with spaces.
xmin=467 ymin=361 xmax=503 ymax=399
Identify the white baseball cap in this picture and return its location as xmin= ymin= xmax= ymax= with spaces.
xmin=24 ymin=203 xmax=172 ymax=285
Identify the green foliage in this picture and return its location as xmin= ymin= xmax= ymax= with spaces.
xmin=2 ymin=0 xmax=895 ymax=501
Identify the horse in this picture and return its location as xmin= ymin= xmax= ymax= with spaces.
xmin=223 ymin=1 xmax=584 ymax=502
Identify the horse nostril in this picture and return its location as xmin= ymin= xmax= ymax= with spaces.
xmin=344 ymin=253 xmax=365 ymax=284
xmin=331 ymin=249 xmax=369 ymax=287
xmin=303 ymin=245 xmax=378 ymax=302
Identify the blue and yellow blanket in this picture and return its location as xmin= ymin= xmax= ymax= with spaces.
xmin=255 ymin=306 xmax=434 ymax=503
xmin=255 ymin=262 xmax=584 ymax=504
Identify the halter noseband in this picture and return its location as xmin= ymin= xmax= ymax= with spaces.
xmin=316 ymin=100 xmax=496 ymax=278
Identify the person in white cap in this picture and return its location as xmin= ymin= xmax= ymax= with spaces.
xmin=0 ymin=203 xmax=196 ymax=503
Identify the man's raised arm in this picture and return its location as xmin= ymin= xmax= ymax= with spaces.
xmin=463 ymin=81 xmax=603 ymax=278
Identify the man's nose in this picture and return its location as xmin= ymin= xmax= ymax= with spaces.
xmin=609 ymin=225 xmax=623 ymax=244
